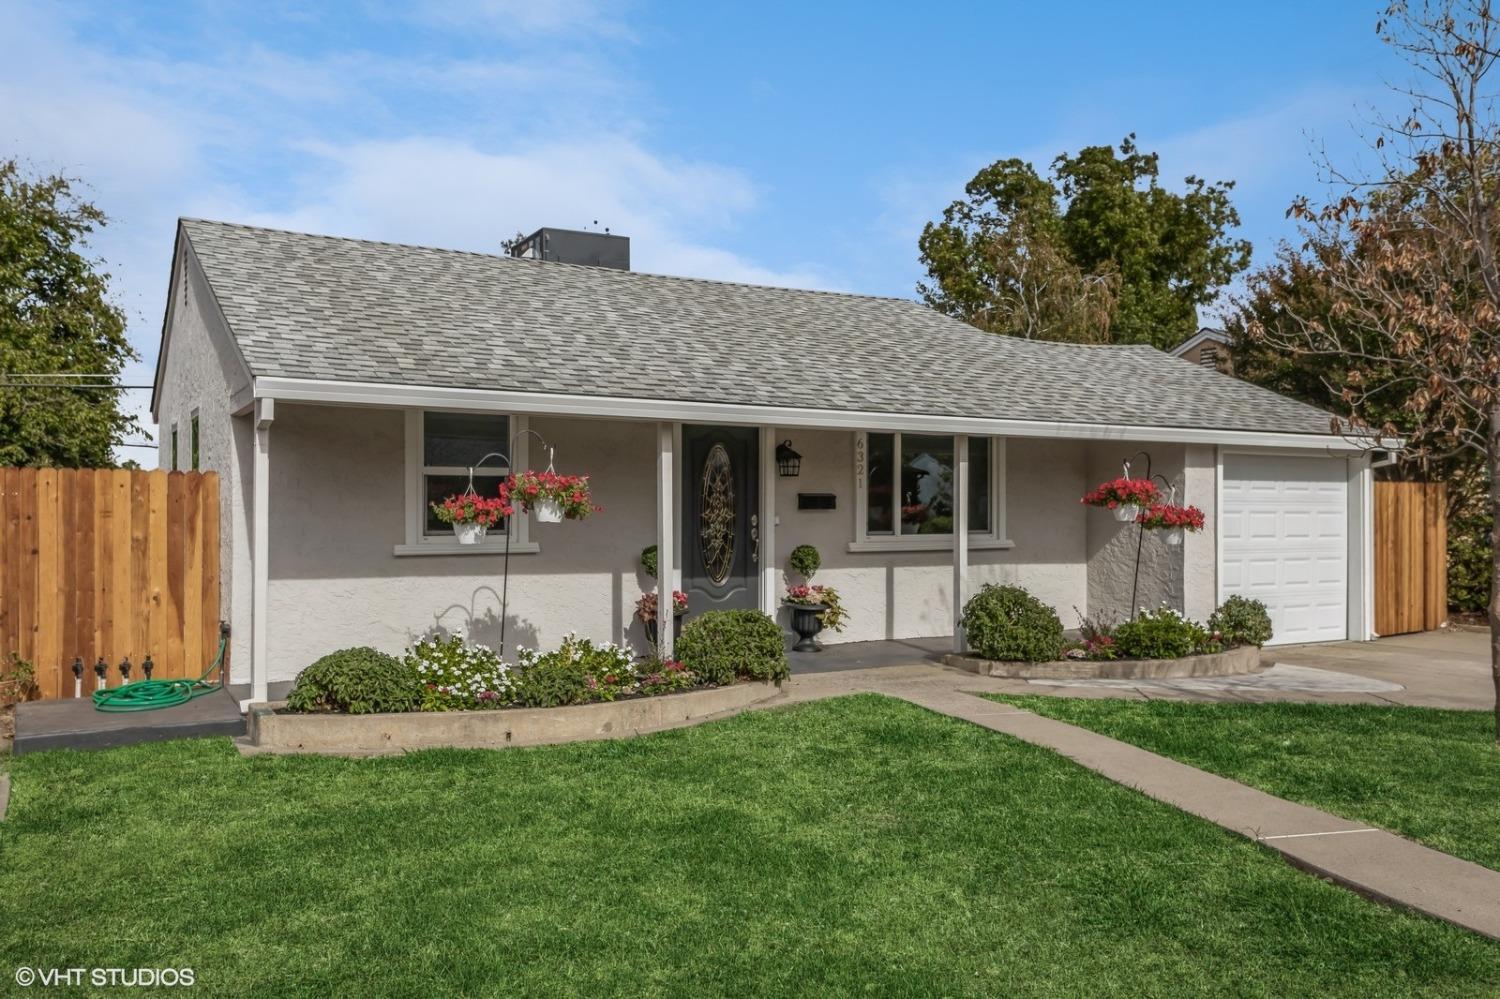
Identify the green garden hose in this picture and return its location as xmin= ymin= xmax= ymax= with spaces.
xmin=91 ymin=633 xmax=228 ymax=713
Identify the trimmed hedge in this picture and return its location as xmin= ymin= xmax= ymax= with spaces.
xmin=676 ymin=610 xmax=789 ymax=685
xmin=960 ymin=585 xmax=1064 ymax=662
xmin=287 ymin=647 xmax=421 ymax=714
xmin=1208 ymin=596 xmax=1274 ymax=648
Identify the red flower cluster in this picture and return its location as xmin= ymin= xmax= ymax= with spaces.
xmin=504 ymin=469 xmax=601 ymax=520
xmin=635 ymin=589 xmax=689 ymax=622
xmin=1136 ymin=503 xmax=1206 ymax=531
xmin=1080 ymin=477 xmax=1160 ymax=509
xmin=430 ymin=492 xmax=511 ymax=527
xmin=785 ymin=583 xmax=832 ymax=606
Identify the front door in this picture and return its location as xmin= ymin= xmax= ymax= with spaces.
xmin=682 ymin=425 xmax=760 ymax=613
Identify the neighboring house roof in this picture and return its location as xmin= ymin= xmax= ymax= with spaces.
xmin=1169 ymin=327 xmax=1232 ymax=358
xmin=173 ymin=219 xmax=1340 ymax=438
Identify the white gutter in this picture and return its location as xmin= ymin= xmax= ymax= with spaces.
xmin=252 ymin=375 xmax=1384 ymax=453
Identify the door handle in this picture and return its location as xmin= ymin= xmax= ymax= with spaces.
xmin=750 ymin=514 xmax=760 ymax=564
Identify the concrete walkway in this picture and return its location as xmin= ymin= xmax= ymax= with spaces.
xmin=774 ymin=659 xmax=1500 ymax=940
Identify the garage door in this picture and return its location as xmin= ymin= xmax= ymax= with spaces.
xmin=1220 ymin=454 xmax=1348 ymax=646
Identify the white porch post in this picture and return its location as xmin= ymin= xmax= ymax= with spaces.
xmin=952 ymin=434 xmax=969 ymax=653
xmin=250 ymin=398 xmax=274 ymax=705
xmin=759 ymin=426 xmax=777 ymax=614
xmin=656 ymin=422 xmax=676 ymax=660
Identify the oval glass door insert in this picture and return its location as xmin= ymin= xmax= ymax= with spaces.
xmin=699 ymin=443 xmax=736 ymax=584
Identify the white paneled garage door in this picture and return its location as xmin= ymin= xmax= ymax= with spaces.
xmin=1221 ymin=454 xmax=1348 ymax=646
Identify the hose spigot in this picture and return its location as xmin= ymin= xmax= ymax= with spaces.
xmin=142 ymin=655 xmax=154 ymax=680
xmin=71 ymin=657 xmax=83 ymax=680
xmin=119 ymin=656 xmax=132 ymax=683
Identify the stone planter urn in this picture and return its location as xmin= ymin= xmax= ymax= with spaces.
xmin=644 ymin=612 xmax=684 ymax=649
xmin=786 ymin=603 xmax=827 ymax=652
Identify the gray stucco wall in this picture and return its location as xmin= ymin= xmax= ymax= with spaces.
xmin=258 ymin=408 xmax=1098 ymax=679
xmin=151 ymin=244 xmax=254 ymax=678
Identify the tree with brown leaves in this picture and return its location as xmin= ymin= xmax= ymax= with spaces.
xmin=1248 ymin=1 xmax=1500 ymax=737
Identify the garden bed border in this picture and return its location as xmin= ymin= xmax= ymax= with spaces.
xmin=247 ymin=680 xmax=783 ymax=755
xmin=943 ymin=644 xmax=1262 ymax=680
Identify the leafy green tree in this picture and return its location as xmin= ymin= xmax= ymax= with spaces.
xmin=0 ymin=159 xmax=140 ymax=466
xmin=918 ymin=136 xmax=1251 ymax=348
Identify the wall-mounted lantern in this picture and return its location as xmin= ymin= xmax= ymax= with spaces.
xmin=776 ymin=439 xmax=802 ymax=477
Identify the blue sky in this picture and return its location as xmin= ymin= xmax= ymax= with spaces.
xmin=2 ymin=1 xmax=1404 ymax=463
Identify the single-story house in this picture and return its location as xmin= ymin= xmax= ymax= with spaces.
xmin=152 ymin=219 xmax=1381 ymax=705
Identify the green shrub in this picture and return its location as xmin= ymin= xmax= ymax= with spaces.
xmin=1114 ymin=607 xmax=1211 ymax=660
xmin=1448 ymin=511 xmax=1490 ymax=614
xmin=405 ymin=634 xmax=513 ymax=710
xmin=640 ymin=544 xmax=659 ymax=580
xmin=286 ymin=647 xmax=421 ymax=714
xmin=514 ymin=634 xmax=638 ymax=706
xmin=788 ymin=544 xmax=821 ymax=581
xmin=960 ymin=585 xmax=1064 ymax=662
xmin=1208 ymin=596 xmax=1274 ymax=648
xmin=676 ymin=610 xmax=788 ymax=685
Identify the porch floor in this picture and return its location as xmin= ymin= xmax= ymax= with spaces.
xmin=789 ymin=636 xmax=948 ymax=674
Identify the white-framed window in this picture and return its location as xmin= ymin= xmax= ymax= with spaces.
xmin=850 ymin=432 xmax=1011 ymax=552
xmin=395 ymin=410 xmax=538 ymax=556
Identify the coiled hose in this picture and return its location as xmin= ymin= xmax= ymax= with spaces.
xmin=91 ymin=633 xmax=228 ymax=712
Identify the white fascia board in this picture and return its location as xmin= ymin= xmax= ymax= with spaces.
xmin=252 ymin=375 xmax=1376 ymax=453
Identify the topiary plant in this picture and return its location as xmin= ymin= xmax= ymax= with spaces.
xmin=960 ymin=584 xmax=1065 ymax=662
xmin=1208 ymin=596 xmax=1274 ymax=647
xmin=788 ymin=544 xmax=821 ymax=582
xmin=286 ymin=647 xmax=421 ymax=714
xmin=676 ymin=610 xmax=789 ymax=685
xmin=640 ymin=544 xmax=659 ymax=580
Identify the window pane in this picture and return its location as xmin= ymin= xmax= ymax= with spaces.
xmin=423 ymin=412 xmax=509 ymax=468
xmin=967 ymin=437 xmax=990 ymax=533
xmin=866 ymin=433 xmax=895 ymax=534
xmin=900 ymin=434 xmax=953 ymax=534
xmin=424 ymin=474 xmax=507 ymax=535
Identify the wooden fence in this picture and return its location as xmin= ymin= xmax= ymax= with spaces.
xmin=0 ymin=468 xmax=221 ymax=700
xmin=1374 ymin=480 xmax=1447 ymax=636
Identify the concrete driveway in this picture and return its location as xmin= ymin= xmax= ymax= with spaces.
xmin=1273 ymin=628 xmax=1495 ymax=711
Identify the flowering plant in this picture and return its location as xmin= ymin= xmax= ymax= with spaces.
xmin=515 ymin=633 xmax=638 ymax=701
xmin=785 ymin=583 xmax=848 ymax=632
xmin=1080 ymin=477 xmax=1159 ymax=510
xmin=1135 ymin=503 xmax=1206 ymax=532
xmin=635 ymin=590 xmax=688 ymax=622
xmin=505 ymin=470 xmax=600 ymax=520
xmin=637 ymin=658 xmax=699 ymax=696
xmin=429 ymin=492 xmax=511 ymax=527
xmin=405 ymin=633 xmax=513 ymax=710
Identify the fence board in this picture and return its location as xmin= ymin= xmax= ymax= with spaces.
xmin=0 ymin=469 xmax=220 ymax=699
xmin=1374 ymin=480 xmax=1447 ymax=636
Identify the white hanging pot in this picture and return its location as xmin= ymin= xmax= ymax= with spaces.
xmin=535 ymin=498 xmax=564 ymax=523
xmin=453 ymin=521 xmax=486 ymax=545
xmin=1162 ymin=526 xmax=1184 ymax=546
xmin=1113 ymin=503 xmax=1140 ymax=523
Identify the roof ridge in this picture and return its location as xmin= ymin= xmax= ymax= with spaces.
xmin=178 ymin=217 xmax=917 ymax=305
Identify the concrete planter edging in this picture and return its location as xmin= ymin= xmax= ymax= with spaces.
xmin=247 ymin=680 xmax=782 ymax=755
xmin=944 ymin=643 xmax=1262 ymax=680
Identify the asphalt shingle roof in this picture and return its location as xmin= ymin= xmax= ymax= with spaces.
xmin=180 ymin=218 xmax=1339 ymax=437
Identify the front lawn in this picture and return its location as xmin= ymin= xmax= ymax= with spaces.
xmin=994 ymin=696 xmax=1500 ymax=872
xmin=2 ymin=695 xmax=1498 ymax=996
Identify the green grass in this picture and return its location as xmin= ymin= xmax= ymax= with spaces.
xmin=993 ymin=695 xmax=1500 ymax=872
xmin=2 ymin=695 xmax=1498 ymax=997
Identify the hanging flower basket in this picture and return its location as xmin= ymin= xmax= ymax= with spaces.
xmin=1081 ymin=477 xmax=1160 ymax=522
xmin=430 ymin=493 xmax=511 ymax=544
xmin=1136 ymin=503 xmax=1205 ymax=545
xmin=505 ymin=470 xmax=600 ymax=522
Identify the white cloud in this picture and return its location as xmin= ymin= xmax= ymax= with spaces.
xmin=0 ymin=1 xmax=827 ymax=465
